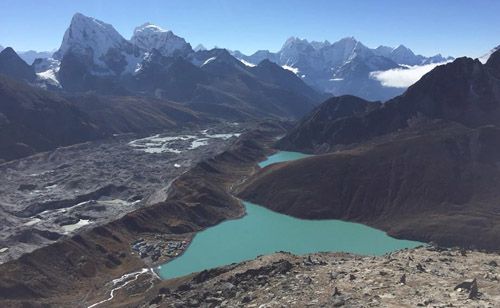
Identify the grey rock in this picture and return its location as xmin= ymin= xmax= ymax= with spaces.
xmin=399 ymin=273 xmax=406 ymax=285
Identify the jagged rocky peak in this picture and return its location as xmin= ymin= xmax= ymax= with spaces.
xmin=54 ymin=13 xmax=133 ymax=62
xmin=0 ymin=47 xmax=19 ymax=58
xmin=310 ymin=40 xmax=331 ymax=50
xmin=390 ymin=44 xmax=419 ymax=64
xmin=332 ymin=36 xmax=368 ymax=56
xmin=479 ymin=45 xmax=500 ymax=64
xmin=194 ymin=44 xmax=207 ymax=52
xmin=0 ymin=47 xmax=36 ymax=82
xmin=280 ymin=36 xmax=314 ymax=51
xmin=131 ymin=22 xmax=192 ymax=57
xmin=484 ymin=48 xmax=500 ymax=78
xmin=279 ymin=36 xmax=316 ymax=64
xmin=53 ymin=13 xmax=142 ymax=77
xmin=374 ymin=45 xmax=394 ymax=57
xmin=320 ymin=36 xmax=372 ymax=66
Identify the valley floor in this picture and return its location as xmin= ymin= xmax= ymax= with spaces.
xmin=0 ymin=122 xmax=244 ymax=264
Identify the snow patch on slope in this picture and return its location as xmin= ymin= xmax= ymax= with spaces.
xmin=238 ymin=59 xmax=256 ymax=67
xmin=282 ymin=64 xmax=299 ymax=74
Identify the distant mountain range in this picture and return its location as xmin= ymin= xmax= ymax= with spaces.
xmin=0 ymin=12 xmax=498 ymax=163
xmin=0 ymin=44 xmax=53 ymax=65
xmin=279 ymin=49 xmax=500 ymax=152
xmin=0 ymin=13 xmax=324 ymax=122
xmin=232 ymin=37 xmax=454 ymax=101
xmin=0 ymin=12 xmax=456 ymax=107
xmin=0 ymin=13 xmax=326 ymax=161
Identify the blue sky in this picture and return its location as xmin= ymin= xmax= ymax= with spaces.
xmin=0 ymin=0 xmax=499 ymax=58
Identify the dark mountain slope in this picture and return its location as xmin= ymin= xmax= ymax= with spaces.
xmin=239 ymin=121 xmax=500 ymax=250
xmin=249 ymin=59 xmax=322 ymax=102
xmin=131 ymin=51 xmax=209 ymax=102
xmin=278 ymin=95 xmax=380 ymax=151
xmin=57 ymin=51 xmax=130 ymax=94
xmin=0 ymin=75 xmax=204 ymax=162
xmin=70 ymin=94 xmax=202 ymax=134
xmin=0 ymin=76 xmax=103 ymax=162
xmin=182 ymin=50 xmax=323 ymax=120
xmin=279 ymin=50 xmax=500 ymax=153
xmin=239 ymin=51 xmax=500 ymax=251
xmin=0 ymin=47 xmax=36 ymax=82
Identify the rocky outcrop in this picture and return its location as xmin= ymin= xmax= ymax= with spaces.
xmin=133 ymin=246 xmax=500 ymax=307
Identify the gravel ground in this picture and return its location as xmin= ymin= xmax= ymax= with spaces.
xmin=145 ymin=246 xmax=500 ymax=308
xmin=0 ymin=123 xmax=244 ymax=263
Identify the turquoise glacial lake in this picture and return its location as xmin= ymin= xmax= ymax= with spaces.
xmin=258 ymin=150 xmax=312 ymax=168
xmin=156 ymin=151 xmax=422 ymax=280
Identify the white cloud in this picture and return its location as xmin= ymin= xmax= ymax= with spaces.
xmin=370 ymin=61 xmax=450 ymax=88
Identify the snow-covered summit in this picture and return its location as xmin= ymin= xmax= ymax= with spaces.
xmin=54 ymin=13 xmax=133 ymax=63
xmin=131 ymin=22 xmax=192 ymax=57
xmin=279 ymin=37 xmax=316 ymax=65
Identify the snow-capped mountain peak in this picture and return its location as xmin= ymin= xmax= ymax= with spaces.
xmin=135 ymin=22 xmax=168 ymax=34
xmin=310 ymin=40 xmax=331 ymax=50
xmin=131 ymin=22 xmax=192 ymax=57
xmin=54 ymin=13 xmax=132 ymax=63
xmin=279 ymin=36 xmax=316 ymax=65
xmin=281 ymin=37 xmax=310 ymax=50
xmin=52 ymin=13 xmax=142 ymax=77
xmin=374 ymin=45 xmax=395 ymax=58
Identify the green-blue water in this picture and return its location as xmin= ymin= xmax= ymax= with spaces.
xmin=156 ymin=151 xmax=422 ymax=280
xmin=258 ymin=150 xmax=312 ymax=168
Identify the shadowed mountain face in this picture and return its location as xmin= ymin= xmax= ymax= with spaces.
xmin=0 ymin=48 xmax=36 ymax=83
xmin=0 ymin=75 xmax=103 ymax=161
xmin=238 ymin=50 xmax=500 ymax=251
xmin=279 ymin=50 xmax=500 ymax=153
xmin=0 ymin=74 xmax=205 ymax=162
xmin=277 ymin=95 xmax=381 ymax=152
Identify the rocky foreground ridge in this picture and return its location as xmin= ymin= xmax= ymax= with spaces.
xmin=144 ymin=246 xmax=500 ymax=307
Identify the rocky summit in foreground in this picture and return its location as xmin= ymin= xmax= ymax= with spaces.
xmin=146 ymin=246 xmax=500 ymax=307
